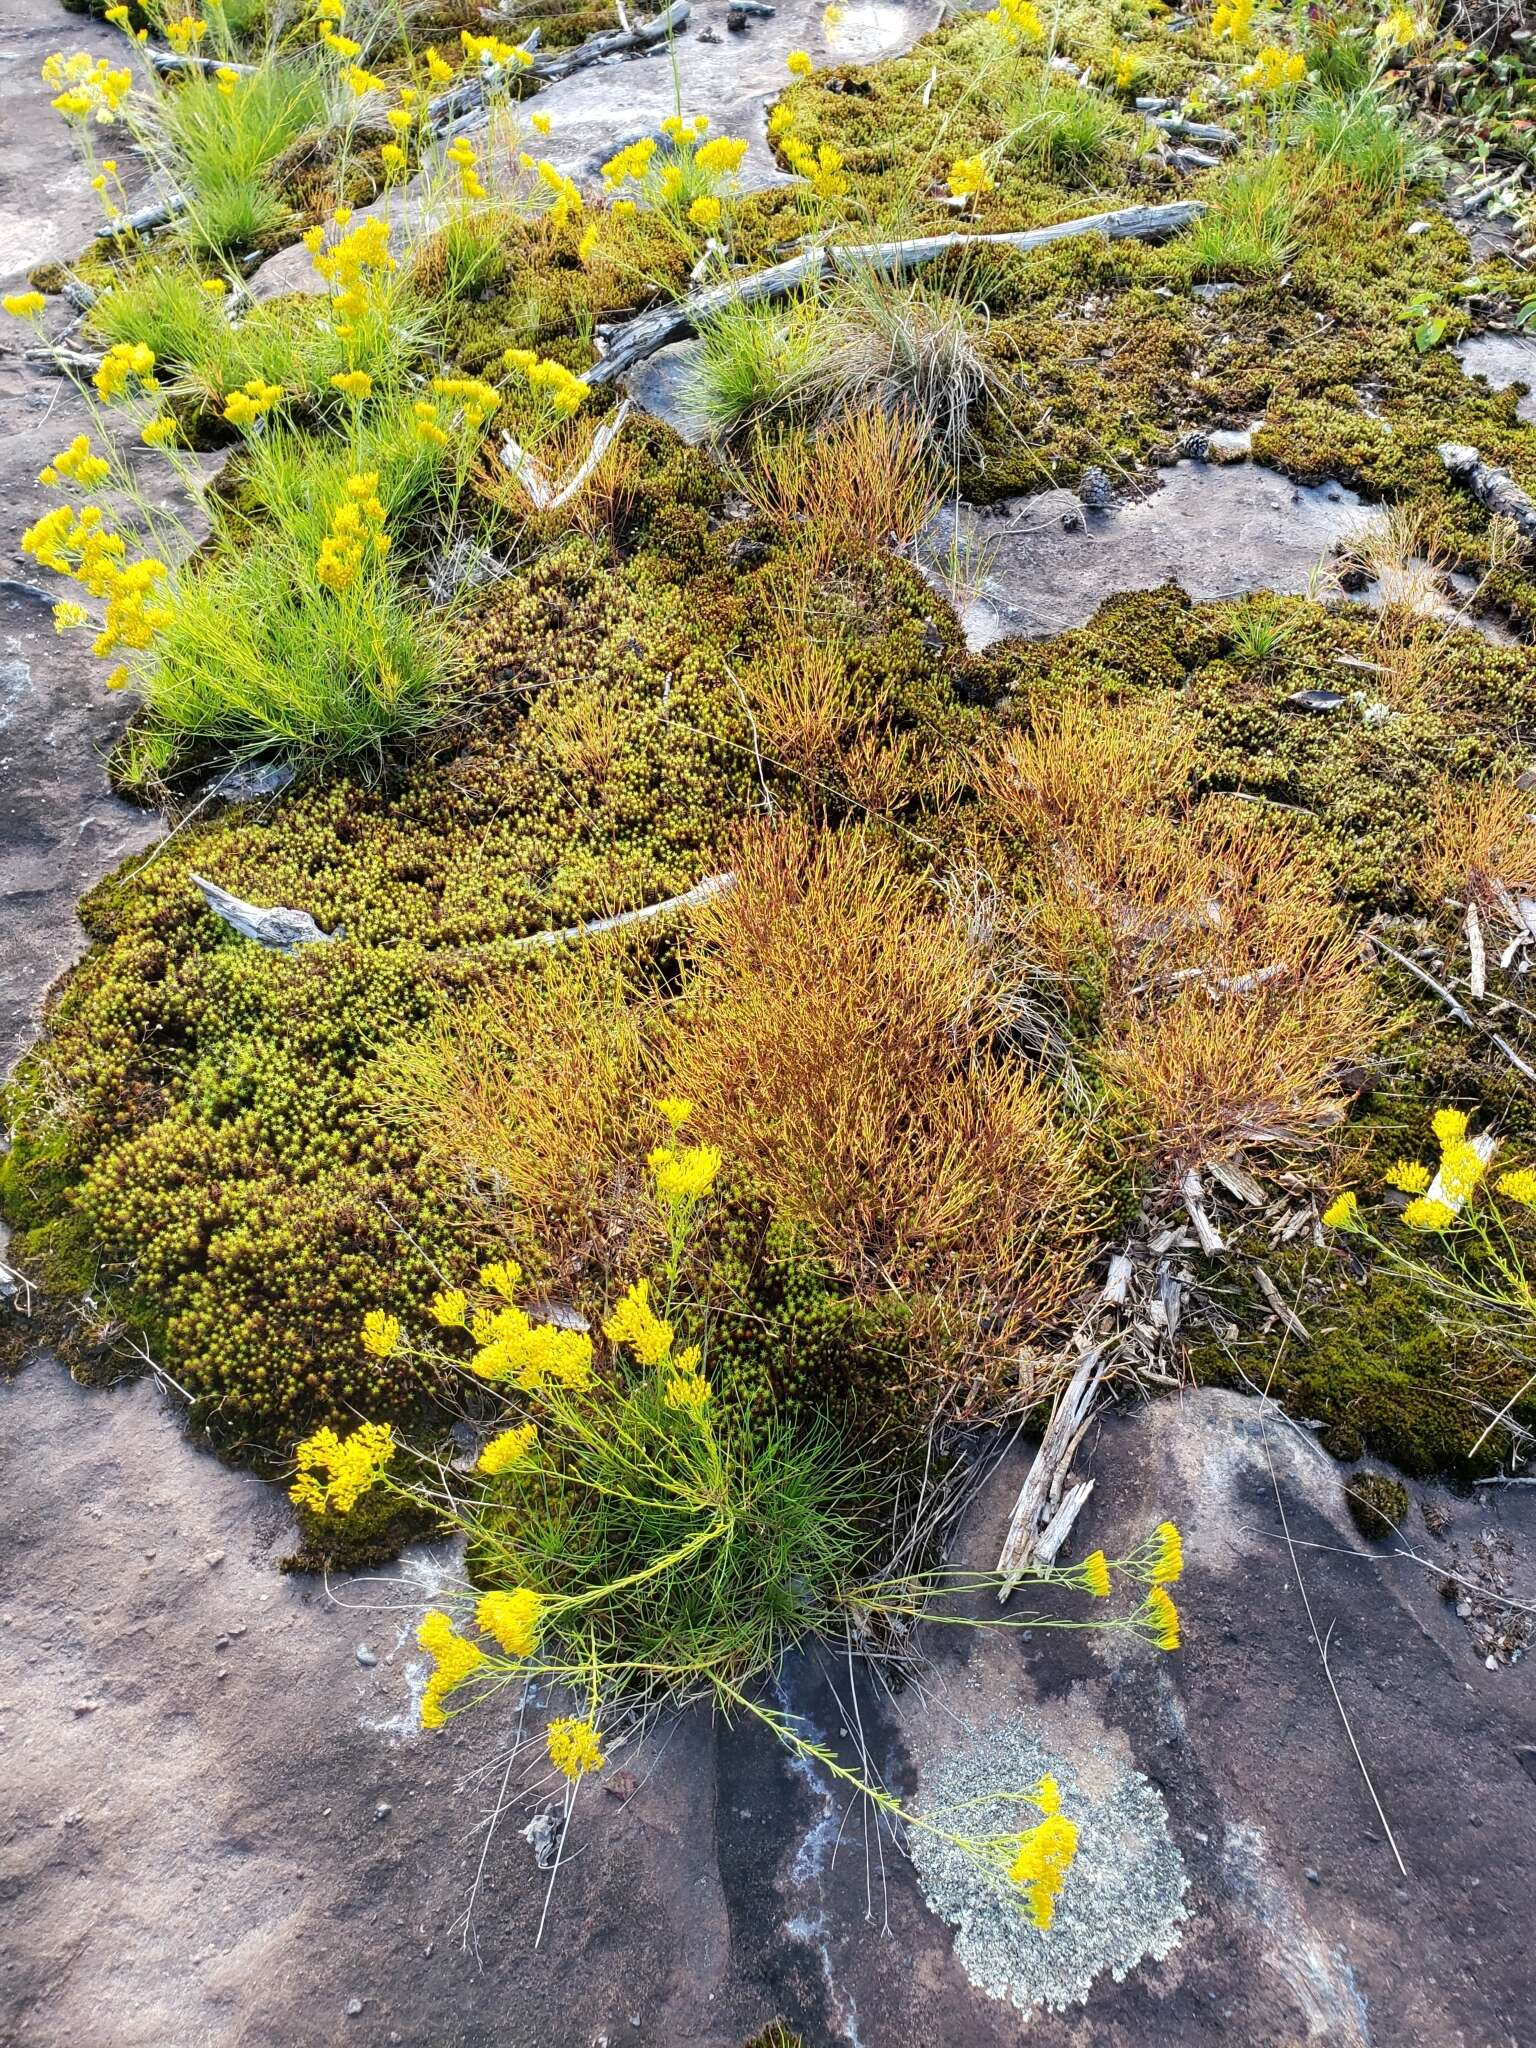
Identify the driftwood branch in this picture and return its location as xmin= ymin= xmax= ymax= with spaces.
xmin=1438 ymin=441 xmax=1536 ymax=548
xmin=149 ymin=48 xmax=257 ymax=75
xmin=498 ymin=397 xmax=631 ymax=511
xmin=996 ymin=1342 xmax=1112 ymax=1595
xmin=1369 ymin=932 xmax=1536 ymax=1082
xmin=511 ymin=869 xmax=734 ymax=951
xmin=1150 ymin=113 xmax=1238 ymax=148
xmin=588 ymin=200 xmax=1205 ymax=384
xmin=429 ymin=2 xmax=685 ymax=130
xmin=191 ymin=873 xmax=337 ymax=951
xmin=95 ymin=192 xmax=187 ymax=240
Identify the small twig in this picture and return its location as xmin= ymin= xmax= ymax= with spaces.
xmin=1369 ymin=933 xmax=1536 ymax=1083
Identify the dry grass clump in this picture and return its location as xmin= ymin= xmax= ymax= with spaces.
xmin=1419 ymin=775 xmax=1536 ymax=922
xmin=375 ymin=943 xmax=660 ymax=1289
xmin=976 ymin=693 xmax=1380 ymax=1175
xmin=670 ymin=818 xmax=1098 ymax=1371
xmin=735 ymin=408 xmax=939 ymax=569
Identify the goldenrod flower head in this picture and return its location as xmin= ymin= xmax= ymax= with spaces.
xmin=947 ymin=153 xmax=994 ymax=201
xmin=1210 ymin=0 xmax=1253 ymax=40
xmin=1081 ymin=1549 xmax=1111 ymax=1598
xmin=1150 ymin=1521 xmax=1182 ymax=1585
xmin=604 ymin=1277 xmax=673 ymax=1367
xmin=1402 ymin=1194 xmax=1455 ymax=1231
xmin=4 ymin=290 xmax=46 ymax=319
xmin=290 ymin=1419 xmax=395 ymax=1515
xmin=221 ymin=376 xmax=283 ymax=426
xmin=380 ymin=141 xmax=407 ymax=175
xmin=601 ymin=136 xmax=656 ymax=188
xmin=1431 ymin=1106 xmax=1469 ymax=1148
xmin=1321 ymin=1190 xmax=1359 ymax=1231
xmin=1439 ymin=1139 xmax=1486 ymax=1203
xmin=93 ymin=339 xmax=156 ymax=401
xmin=1145 ymin=1584 xmax=1181 ymax=1651
xmin=657 ymin=1096 xmax=693 ymax=1130
xmin=650 ymin=1142 xmax=722 ymax=1205
xmin=688 ymin=194 xmax=722 ymax=232
xmin=330 ymin=368 xmax=373 ymax=399
xmin=985 ymin=0 xmax=1043 ymax=39
xmin=695 ymin=135 xmax=747 ymax=178
xmin=360 ymin=1307 xmax=402 ymax=1357
xmin=164 ymin=15 xmax=208 ymax=52
xmin=425 ymin=43 xmax=453 ymax=82
xmin=472 ymin=1306 xmax=594 ymax=1391
xmin=1375 ymin=3 xmax=1417 ymax=46
xmin=476 ymin=1585 xmax=541 ymax=1656
xmin=41 ymin=433 xmax=110 ymax=487
xmin=531 ymin=110 xmax=551 ymax=134
xmin=477 ymin=1421 xmax=538 ymax=1475
xmin=479 ymin=1258 xmax=523 ymax=1301
xmin=198 ymin=276 xmax=227 ymax=296
xmin=577 ymin=221 xmax=600 ymax=263
xmin=430 ymin=1286 xmax=468 ymax=1326
xmin=612 ymin=197 xmax=637 ymax=217
xmin=215 ymin=64 xmax=240 ymax=93
xmin=786 ymin=47 xmax=813 ymax=75
xmin=1240 ymin=43 xmax=1307 ymax=92
xmin=1008 ymin=1808 xmax=1078 ymax=1929
xmin=321 ymin=27 xmax=361 ymax=54
xmin=1495 ymin=1167 xmax=1536 ymax=1210
xmin=53 ymin=599 xmax=89 ymax=632
xmin=546 ymin=1715 xmax=605 ymax=1779
xmin=663 ymin=1365 xmax=710 ymax=1410
xmin=1384 ymin=1159 xmax=1430 ymax=1194
xmin=417 ymin=1609 xmax=484 ymax=1727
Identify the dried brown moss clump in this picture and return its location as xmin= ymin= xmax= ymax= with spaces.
xmin=1346 ymin=1469 xmax=1411 ymax=1541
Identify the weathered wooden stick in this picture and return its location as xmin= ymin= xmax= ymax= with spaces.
xmin=191 ymin=873 xmax=336 ymax=951
xmin=511 ymin=869 xmax=734 ymax=951
xmin=1180 ymin=1168 xmax=1225 ymax=1255
xmin=589 ymin=200 xmax=1204 ymax=384
xmin=95 ymin=193 xmax=187 ymax=240
xmin=498 ymin=397 xmax=632 ymax=511
xmin=429 ymin=3 xmax=684 ymax=129
xmin=149 ymin=48 xmax=258 ymax=75
xmin=1438 ymin=441 xmax=1536 ymax=548
xmin=1151 ymin=113 xmax=1238 ymax=148
xmin=996 ymin=1341 xmax=1111 ymax=1596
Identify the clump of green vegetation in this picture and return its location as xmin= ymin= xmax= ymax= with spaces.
xmin=1346 ymin=1470 xmax=1410 ymax=1540
xmin=156 ymin=59 xmax=335 ymax=255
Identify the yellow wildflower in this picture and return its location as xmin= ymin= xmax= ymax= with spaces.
xmin=424 ymin=44 xmax=454 ymax=82
xmin=471 ymin=1306 xmax=594 ymax=1391
xmin=1402 ymin=1194 xmax=1455 ymax=1231
xmin=688 ymin=194 xmax=722 ymax=231
xmin=321 ymin=27 xmax=361 ymax=55
xmin=577 ymin=221 xmax=600 ymax=263
xmin=1210 ymin=0 xmax=1253 ymax=40
xmin=786 ymin=48 xmax=813 ymax=75
xmin=612 ymin=197 xmax=637 ymax=218
xmin=695 ymin=134 xmax=748 ymax=177
xmin=380 ymin=142 xmax=407 ymax=175
xmin=657 ymin=1097 xmax=693 ymax=1129
xmin=479 ymin=1258 xmax=523 ymax=1300
xmin=1081 ymin=1549 xmax=1111 ymax=1598
xmin=53 ymin=599 xmax=90 ymax=632
xmin=289 ymin=1419 xmax=395 ymax=1514
xmin=604 ymin=1278 xmax=673 ymax=1366
xmin=1145 ymin=1584 xmax=1181 ymax=1650
xmin=531 ymin=110 xmax=551 ymax=134
xmin=601 ymin=137 xmax=656 ymax=188
xmin=546 ymin=1715 xmax=605 ymax=1779
xmin=220 ymin=376 xmax=283 ymax=427
xmin=330 ymin=368 xmax=373 ymax=399
xmin=1384 ymin=1159 xmax=1430 ymax=1194
xmin=947 ymin=154 xmax=994 ymax=203
xmin=663 ymin=1364 xmax=710 ymax=1409
xmin=93 ymin=339 xmax=156 ymax=401
xmin=4 ymin=290 xmax=46 ymax=319
xmin=1150 ymin=1521 xmax=1182 ymax=1584
xmin=984 ymin=0 xmax=1043 ymax=39
xmin=1495 ymin=1167 xmax=1536 ymax=1209
xmin=164 ymin=15 xmax=208 ymax=51
xmin=198 ymin=276 xmax=227 ymax=295
xmin=430 ymin=1286 xmax=468 ymax=1326
xmin=40 ymin=433 xmax=110 ymax=487
xmin=536 ymin=158 xmax=582 ymax=226
xmin=360 ymin=1307 xmax=402 ymax=1357
xmin=1431 ymin=1106 xmax=1468 ymax=1147
xmin=414 ymin=399 xmax=448 ymax=446
xmin=476 ymin=1586 xmax=542 ymax=1656
xmin=1321 ymin=1190 xmax=1359 ymax=1231
xmin=1439 ymin=1139 xmax=1487 ymax=1202
xmin=215 ymin=64 xmax=240 ymax=94
xmin=1240 ymin=44 xmax=1307 ymax=92
xmin=1375 ymin=4 xmax=1417 ymax=46
xmin=477 ymin=1421 xmax=539 ymax=1475
xmin=1008 ymin=1799 xmax=1078 ymax=1930
xmin=417 ymin=1609 xmax=484 ymax=1728
xmin=650 ymin=1142 xmax=722 ymax=1205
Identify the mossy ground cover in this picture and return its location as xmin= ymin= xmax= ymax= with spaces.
xmin=8 ymin=0 xmax=1536 ymax=1511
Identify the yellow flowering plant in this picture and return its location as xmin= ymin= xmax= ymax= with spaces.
xmin=327 ymin=1114 xmax=1184 ymax=1935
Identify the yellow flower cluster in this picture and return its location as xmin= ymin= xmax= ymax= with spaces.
xmin=1081 ymin=1549 xmax=1111 ymax=1598
xmin=221 ymin=375 xmax=283 ymax=427
xmin=306 ymin=212 xmax=396 ymax=327
xmin=346 ymin=64 xmax=388 ymax=96
xmin=1375 ymin=4 xmax=1418 ymax=47
xmin=4 ymin=291 xmax=46 ymax=319
xmin=786 ymin=48 xmax=813 ymax=76
xmin=165 ymin=14 xmax=207 ymax=51
xmin=604 ymin=1278 xmax=674 ymax=1366
xmin=1496 ymin=1167 xmax=1536 ymax=1210
xmin=431 ymin=1286 xmax=468 ymax=1325
xmin=22 ymin=502 xmax=172 ymax=668
xmin=215 ymin=65 xmax=241 ymax=96
xmin=695 ymin=134 xmax=748 ymax=178
xmin=417 ymin=1610 xmax=484 ymax=1727
xmin=43 ymin=49 xmax=132 ymax=122
xmin=781 ymin=134 xmax=849 ymax=200
xmin=1241 ymin=44 xmax=1307 ymax=91
xmin=425 ymin=43 xmax=454 ymax=83
xmin=602 ymin=137 xmax=656 ymax=188
xmin=480 ymin=1259 xmax=522 ymax=1300
xmin=360 ymin=1307 xmax=401 ymax=1357
xmin=1384 ymin=1159 xmax=1430 ymax=1194
xmin=1143 ymin=1584 xmax=1181 ymax=1649
xmin=316 ymin=470 xmax=390 ymax=593
xmin=446 ymin=134 xmax=488 ymax=202
xmin=476 ymin=1586 xmax=542 ymax=1655
xmin=649 ymin=1139 xmax=722 ymax=1206
xmin=546 ymin=1716 xmax=605 ymax=1779
xmin=535 ymin=157 xmax=583 ymax=226
xmin=289 ymin=1420 xmax=396 ymax=1514
xmin=471 ymin=1303 xmax=595 ymax=1390
xmin=93 ymin=340 xmax=156 ymax=401
xmin=431 ymin=372 xmax=502 ymax=429
xmin=663 ymin=1347 xmax=710 ymax=1410
xmin=501 ymin=348 xmax=591 ymax=416
xmin=460 ymin=26 xmax=532 ymax=79
xmin=1211 ymin=0 xmax=1253 ymax=41
xmin=103 ymin=4 xmax=148 ymax=40
xmin=330 ymin=368 xmax=373 ymax=400
xmin=985 ymin=0 xmax=1043 ymax=39
xmin=478 ymin=1420 xmax=539 ymax=1475
xmin=38 ymin=434 xmax=110 ymax=488
xmin=947 ymin=154 xmax=995 ymax=202
xmin=1321 ymin=1189 xmax=1360 ymax=1230
xmin=1008 ymin=1776 xmax=1077 ymax=1930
